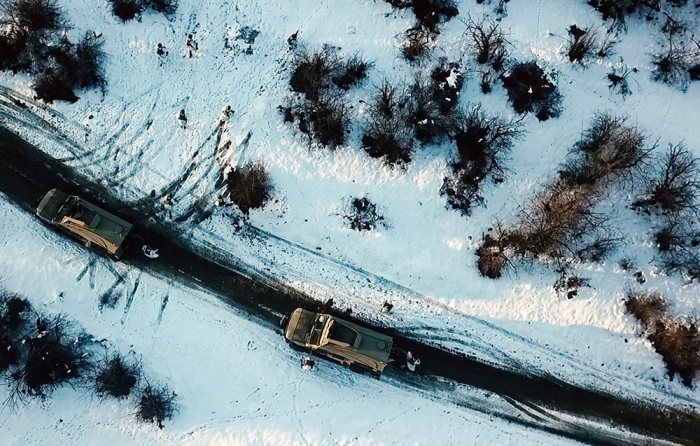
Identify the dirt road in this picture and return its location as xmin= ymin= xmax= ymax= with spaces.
xmin=1 ymin=125 xmax=699 ymax=446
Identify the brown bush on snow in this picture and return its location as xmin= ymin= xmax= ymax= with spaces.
xmin=559 ymin=113 xmax=650 ymax=189
xmin=223 ymin=161 xmax=274 ymax=214
xmin=384 ymin=0 xmax=458 ymax=31
xmin=625 ymin=292 xmax=668 ymax=329
xmin=634 ymin=143 xmax=700 ymax=216
xmin=93 ymin=353 xmax=141 ymax=400
xmin=625 ymin=292 xmax=700 ymax=387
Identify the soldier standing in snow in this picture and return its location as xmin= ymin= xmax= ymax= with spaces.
xmin=186 ymin=34 xmax=198 ymax=58
xmin=157 ymin=43 xmax=168 ymax=67
xmin=177 ymin=109 xmax=187 ymax=129
xmin=218 ymin=105 xmax=234 ymax=127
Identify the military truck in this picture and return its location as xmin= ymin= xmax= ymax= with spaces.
xmin=36 ymin=189 xmax=133 ymax=259
xmin=284 ymin=308 xmax=393 ymax=378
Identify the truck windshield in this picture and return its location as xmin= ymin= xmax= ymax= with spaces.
xmin=306 ymin=315 xmax=328 ymax=346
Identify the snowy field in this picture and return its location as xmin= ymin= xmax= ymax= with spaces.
xmin=0 ymin=197 xmax=577 ymax=445
xmin=1 ymin=0 xmax=700 ymax=443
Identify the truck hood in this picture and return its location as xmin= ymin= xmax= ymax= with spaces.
xmin=36 ymin=188 xmax=69 ymax=221
xmin=285 ymin=308 xmax=315 ymax=344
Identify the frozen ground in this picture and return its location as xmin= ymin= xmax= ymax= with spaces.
xmin=1 ymin=0 xmax=700 ymax=443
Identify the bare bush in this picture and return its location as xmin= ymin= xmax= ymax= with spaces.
xmin=465 ymin=18 xmax=509 ymax=70
xmin=401 ymin=25 xmax=436 ymax=62
xmin=343 ymin=196 xmax=388 ymax=231
xmin=566 ymin=25 xmax=601 ymax=63
xmin=501 ymin=62 xmax=562 ymax=121
xmin=441 ymin=105 xmax=521 ymax=215
xmin=475 ymin=222 xmax=511 ymax=279
xmin=361 ymin=81 xmax=414 ymax=165
xmin=289 ymin=46 xmax=343 ymax=100
xmin=625 ymin=292 xmax=668 ymax=328
xmin=559 ymin=113 xmax=649 ymax=188
xmin=93 ymin=353 xmax=141 ymax=399
xmin=108 ymin=0 xmax=142 ymax=21
xmin=332 ymin=53 xmax=371 ymax=91
xmin=408 ymin=62 xmax=463 ymax=143
xmin=385 ymin=0 xmax=458 ymax=31
xmin=0 ymin=292 xmax=31 ymax=374
xmin=634 ymin=143 xmax=700 ymax=215
xmin=653 ymin=218 xmax=700 ymax=280
xmin=652 ymin=41 xmax=692 ymax=89
xmin=587 ymin=0 xmax=661 ymax=32
xmin=6 ymin=313 xmax=90 ymax=406
xmin=607 ymin=62 xmax=638 ymax=97
xmin=626 ymin=291 xmax=700 ymax=386
xmin=289 ymin=91 xmax=352 ymax=148
xmin=108 ymin=0 xmax=177 ymax=21
xmin=222 ymin=161 xmax=274 ymax=214
xmin=135 ymin=381 xmax=178 ymax=429
xmin=0 ymin=0 xmax=66 ymax=42
xmin=650 ymin=319 xmax=700 ymax=387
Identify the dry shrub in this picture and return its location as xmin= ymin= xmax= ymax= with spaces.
xmin=501 ymin=62 xmax=562 ymax=121
xmin=6 ymin=313 xmax=90 ymax=405
xmin=652 ymin=42 xmax=693 ymax=89
xmin=587 ymin=0 xmax=661 ymax=32
xmin=135 ymin=381 xmax=178 ymax=429
xmin=108 ymin=0 xmax=177 ymax=21
xmin=361 ymin=80 xmax=414 ymax=166
xmin=408 ymin=61 xmax=463 ymax=143
xmin=566 ymin=25 xmax=600 ymax=63
xmin=223 ymin=161 xmax=274 ymax=214
xmin=625 ymin=292 xmax=700 ymax=386
xmin=650 ymin=320 xmax=700 ymax=387
xmin=559 ymin=113 xmax=649 ymax=188
xmin=290 ymin=91 xmax=352 ymax=149
xmin=385 ymin=0 xmax=458 ymax=31
xmin=343 ymin=197 xmax=387 ymax=231
xmin=93 ymin=353 xmax=141 ymax=399
xmin=625 ymin=292 xmax=668 ymax=329
xmin=401 ymin=25 xmax=436 ymax=62
xmin=634 ymin=143 xmax=700 ymax=215
xmin=441 ymin=105 xmax=521 ymax=215
xmin=290 ymin=46 xmax=343 ymax=100
xmin=465 ymin=18 xmax=509 ymax=70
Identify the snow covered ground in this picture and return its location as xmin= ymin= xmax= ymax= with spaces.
xmin=1 ymin=0 xmax=700 ymax=443
xmin=0 ymin=196 xmax=579 ymax=445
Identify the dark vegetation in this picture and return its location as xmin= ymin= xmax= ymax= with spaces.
xmin=409 ymin=60 xmax=463 ymax=143
xmin=361 ymin=80 xmax=414 ymax=165
xmin=384 ymin=0 xmax=458 ymax=31
xmin=135 ymin=381 xmax=178 ymax=429
xmin=0 ymin=0 xmax=106 ymax=103
xmin=222 ymin=161 xmax=274 ymax=214
xmin=626 ymin=292 xmax=700 ymax=386
xmin=0 ymin=290 xmax=178 ymax=425
xmin=630 ymin=142 xmax=700 ymax=281
xmin=586 ymin=0 xmax=661 ymax=32
xmin=286 ymin=45 xmax=369 ymax=148
xmin=385 ymin=0 xmax=459 ymax=62
xmin=476 ymin=0 xmax=511 ymax=17
xmin=401 ymin=25 xmax=436 ymax=62
xmin=501 ymin=62 xmax=562 ymax=121
xmin=566 ymin=25 xmax=601 ymax=63
xmin=5 ymin=312 xmax=90 ymax=405
xmin=343 ymin=196 xmax=388 ymax=231
xmin=107 ymin=0 xmax=177 ymax=22
xmin=476 ymin=113 xmax=650 ymax=280
xmin=634 ymin=143 xmax=700 ymax=216
xmin=93 ymin=353 xmax=141 ymax=399
xmin=607 ymin=62 xmax=638 ymax=97
xmin=440 ymin=105 xmax=521 ymax=215
xmin=463 ymin=18 xmax=509 ymax=92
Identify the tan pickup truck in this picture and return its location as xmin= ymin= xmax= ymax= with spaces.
xmin=36 ymin=189 xmax=132 ymax=259
xmin=285 ymin=308 xmax=393 ymax=378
